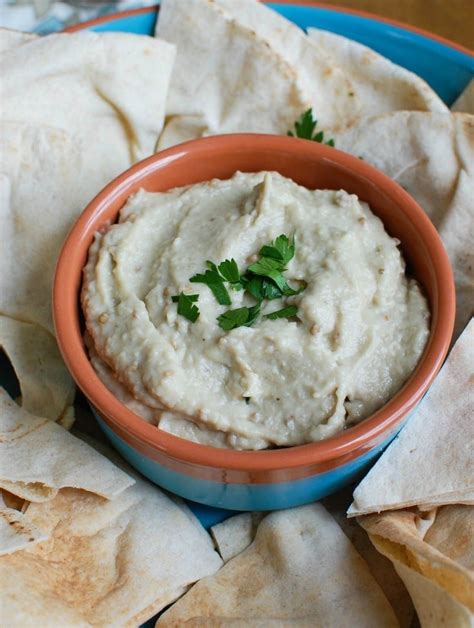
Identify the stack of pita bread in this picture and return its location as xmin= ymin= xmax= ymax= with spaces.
xmin=1 ymin=0 xmax=473 ymax=624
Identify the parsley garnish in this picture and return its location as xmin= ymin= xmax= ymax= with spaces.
xmin=172 ymin=293 xmax=200 ymax=322
xmin=287 ymin=108 xmax=335 ymax=146
xmin=174 ymin=234 xmax=306 ymax=330
xmin=265 ymin=305 xmax=298 ymax=320
xmin=259 ymin=234 xmax=295 ymax=265
xmin=217 ymin=303 xmax=261 ymax=331
xmin=190 ymin=261 xmax=231 ymax=305
xmin=247 ymin=257 xmax=304 ymax=297
xmin=217 ymin=258 xmax=242 ymax=290
xmin=241 ymin=275 xmax=282 ymax=301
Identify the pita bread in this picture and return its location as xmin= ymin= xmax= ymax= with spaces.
xmin=209 ymin=0 xmax=360 ymax=130
xmin=0 ymin=467 xmax=222 ymax=625
xmin=0 ymin=30 xmax=175 ymax=333
xmin=452 ymin=79 xmax=474 ymax=114
xmin=337 ymin=112 xmax=474 ymax=337
xmin=348 ymin=319 xmax=474 ymax=516
xmin=0 ymin=494 xmax=47 ymax=556
xmin=0 ymin=27 xmax=37 ymax=53
xmin=0 ymin=387 xmax=134 ymax=502
xmin=158 ymin=503 xmax=398 ymax=627
xmin=307 ymin=27 xmax=447 ymax=118
xmin=394 ymin=561 xmax=473 ymax=627
xmin=155 ymin=0 xmax=310 ymax=149
xmin=424 ymin=505 xmax=474 ymax=571
xmin=0 ymin=315 xmax=74 ymax=422
xmin=322 ymin=488 xmax=415 ymax=627
xmin=360 ymin=509 xmax=474 ymax=625
xmin=210 ymin=513 xmax=265 ymax=563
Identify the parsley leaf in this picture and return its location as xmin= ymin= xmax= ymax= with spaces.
xmin=218 ymin=258 xmax=242 ymax=289
xmin=242 ymin=275 xmax=283 ymax=301
xmin=190 ymin=263 xmax=231 ymax=305
xmin=247 ymin=257 xmax=304 ymax=297
xmin=259 ymin=234 xmax=295 ymax=266
xmin=287 ymin=108 xmax=335 ymax=146
xmin=217 ymin=303 xmax=261 ymax=331
xmin=172 ymin=292 xmax=200 ymax=322
xmin=264 ymin=305 xmax=298 ymax=320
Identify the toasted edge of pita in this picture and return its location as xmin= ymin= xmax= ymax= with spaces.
xmin=394 ymin=560 xmax=474 ymax=626
xmin=0 ymin=459 xmax=223 ymax=626
xmin=0 ymin=493 xmax=47 ymax=556
xmin=359 ymin=510 xmax=474 ymax=612
xmin=424 ymin=505 xmax=474 ymax=571
xmin=0 ymin=388 xmax=134 ymax=501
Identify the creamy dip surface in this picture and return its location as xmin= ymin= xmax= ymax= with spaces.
xmin=82 ymin=171 xmax=430 ymax=449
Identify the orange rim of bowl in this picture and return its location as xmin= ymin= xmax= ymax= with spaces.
xmin=63 ymin=1 xmax=473 ymax=56
xmin=53 ymin=134 xmax=455 ymax=473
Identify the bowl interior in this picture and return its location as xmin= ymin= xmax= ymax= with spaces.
xmin=55 ymin=134 xmax=454 ymax=470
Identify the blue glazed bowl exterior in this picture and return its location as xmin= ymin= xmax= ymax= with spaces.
xmin=93 ymin=406 xmax=407 ymax=511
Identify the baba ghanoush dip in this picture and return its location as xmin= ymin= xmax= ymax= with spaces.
xmin=82 ymin=171 xmax=430 ymax=450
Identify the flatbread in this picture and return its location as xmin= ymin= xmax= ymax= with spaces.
xmin=337 ymin=112 xmax=474 ymax=337
xmin=212 ymin=0 xmax=445 ymax=121
xmin=307 ymin=27 xmax=447 ymax=118
xmin=348 ymin=319 xmax=474 ymax=516
xmin=0 ymin=387 xmax=134 ymax=502
xmin=424 ymin=505 xmax=474 ymax=571
xmin=0 ymin=30 xmax=175 ymax=333
xmin=360 ymin=509 xmax=474 ymax=624
xmin=210 ymin=513 xmax=265 ymax=563
xmin=0 ymin=315 xmax=74 ymax=422
xmin=452 ymin=79 xmax=474 ymax=114
xmin=322 ymin=488 xmax=415 ymax=627
xmin=157 ymin=503 xmax=398 ymax=627
xmin=155 ymin=0 xmax=310 ymax=149
xmin=0 ymin=29 xmax=175 ymax=422
xmin=0 ymin=494 xmax=47 ymax=556
xmin=0 ymin=467 xmax=223 ymax=625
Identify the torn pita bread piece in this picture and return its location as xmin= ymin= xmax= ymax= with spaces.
xmin=0 ymin=387 xmax=134 ymax=502
xmin=307 ymin=27 xmax=447 ymax=119
xmin=322 ymin=488 xmax=415 ymax=628
xmin=209 ymin=0 xmax=360 ymax=131
xmin=337 ymin=111 xmax=474 ymax=337
xmin=0 ymin=29 xmax=175 ymax=334
xmin=0 ymin=469 xmax=223 ymax=625
xmin=0 ymin=493 xmax=47 ymax=556
xmin=0 ymin=315 xmax=74 ymax=422
xmin=0 ymin=27 xmax=37 ymax=53
xmin=348 ymin=319 xmax=474 ymax=517
xmin=210 ymin=513 xmax=265 ymax=563
xmin=155 ymin=0 xmax=310 ymax=149
xmin=359 ymin=508 xmax=474 ymax=626
xmin=452 ymin=79 xmax=474 ymax=114
xmin=424 ymin=505 xmax=474 ymax=571
xmin=213 ymin=0 xmax=446 ymax=122
xmin=157 ymin=503 xmax=398 ymax=627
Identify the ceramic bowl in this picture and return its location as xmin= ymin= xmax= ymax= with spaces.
xmin=53 ymin=134 xmax=455 ymax=510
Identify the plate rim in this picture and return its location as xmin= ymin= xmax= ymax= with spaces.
xmin=63 ymin=0 xmax=473 ymax=57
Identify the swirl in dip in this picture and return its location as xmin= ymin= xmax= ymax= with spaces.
xmin=82 ymin=171 xmax=430 ymax=450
